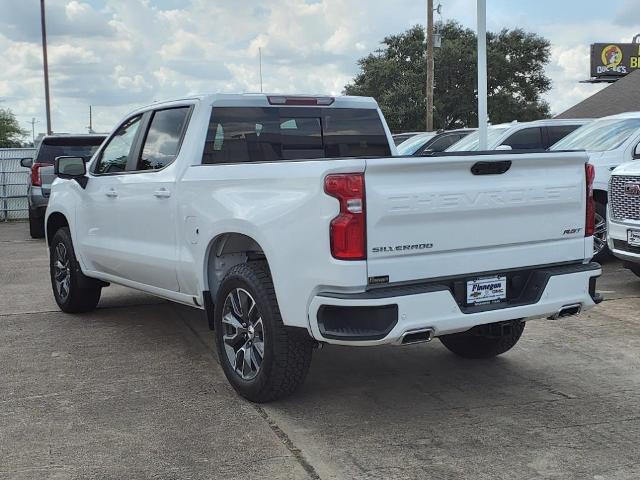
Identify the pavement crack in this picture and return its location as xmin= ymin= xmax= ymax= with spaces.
xmin=253 ymin=405 xmax=321 ymax=480
xmin=169 ymin=304 xmax=322 ymax=480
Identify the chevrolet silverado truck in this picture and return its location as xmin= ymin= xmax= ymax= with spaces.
xmin=45 ymin=94 xmax=602 ymax=402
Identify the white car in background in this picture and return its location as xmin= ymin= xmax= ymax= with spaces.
xmin=446 ymin=119 xmax=589 ymax=153
xmin=551 ymin=112 xmax=640 ymax=259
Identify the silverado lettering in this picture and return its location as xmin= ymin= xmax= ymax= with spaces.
xmin=372 ymin=243 xmax=433 ymax=253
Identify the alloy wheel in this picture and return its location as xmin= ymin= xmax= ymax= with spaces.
xmin=53 ymin=242 xmax=71 ymax=302
xmin=221 ymin=288 xmax=265 ymax=380
xmin=593 ymin=212 xmax=607 ymax=256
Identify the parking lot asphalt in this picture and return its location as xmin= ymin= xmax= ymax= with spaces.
xmin=1 ymin=221 xmax=640 ymax=480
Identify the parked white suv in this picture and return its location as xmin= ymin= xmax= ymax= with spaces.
xmin=446 ymin=119 xmax=589 ymax=153
xmin=607 ymin=161 xmax=640 ymax=278
xmin=45 ymin=94 xmax=601 ymax=402
xmin=550 ymin=112 xmax=640 ymax=258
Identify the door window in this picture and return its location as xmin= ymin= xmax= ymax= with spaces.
xmin=501 ymin=127 xmax=544 ymax=150
xmin=138 ymin=107 xmax=191 ymax=170
xmin=94 ymin=116 xmax=142 ymax=174
xmin=422 ymin=134 xmax=464 ymax=153
xmin=547 ymin=125 xmax=581 ymax=148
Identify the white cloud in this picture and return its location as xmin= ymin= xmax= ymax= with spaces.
xmin=0 ymin=0 xmax=637 ymax=136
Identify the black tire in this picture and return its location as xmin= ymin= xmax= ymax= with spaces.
xmin=49 ymin=227 xmax=102 ymax=313
xmin=593 ymin=201 xmax=610 ymax=262
xmin=626 ymin=263 xmax=640 ymax=278
xmin=29 ymin=210 xmax=45 ymax=239
xmin=439 ymin=320 xmax=525 ymax=359
xmin=214 ymin=261 xmax=313 ymax=403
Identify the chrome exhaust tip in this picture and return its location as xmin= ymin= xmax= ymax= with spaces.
xmin=548 ymin=303 xmax=582 ymax=320
xmin=399 ymin=328 xmax=435 ymax=346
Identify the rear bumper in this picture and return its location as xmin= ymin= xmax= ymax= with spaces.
xmin=27 ymin=187 xmax=49 ymax=213
xmin=308 ymin=262 xmax=601 ymax=346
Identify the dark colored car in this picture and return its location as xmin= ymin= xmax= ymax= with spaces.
xmin=20 ymin=134 xmax=106 ymax=238
xmin=396 ymin=129 xmax=475 ymax=156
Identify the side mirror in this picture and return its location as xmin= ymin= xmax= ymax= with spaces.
xmin=419 ymin=149 xmax=434 ymax=156
xmin=54 ymin=156 xmax=88 ymax=188
xmin=495 ymin=144 xmax=513 ymax=151
xmin=634 ymin=143 xmax=640 ymax=159
xmin=20 ymin=158 xmax=33 ymax=168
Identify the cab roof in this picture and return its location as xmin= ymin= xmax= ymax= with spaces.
xmin=134 ymin=93 xmax=380 ymax=113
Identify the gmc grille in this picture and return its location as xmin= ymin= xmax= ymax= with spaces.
xmin=610 ymin=175 xmax=640 ymax=221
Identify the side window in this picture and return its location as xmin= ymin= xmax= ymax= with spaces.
xmin=423 ymin=134 xmax=461 ymax=153
xmin=138 ymin=107 xmax=190 ymax=171
xmin=502 ymin=127 xmax=543 ymax=150
xmin=94 ymin=116 xmax=142 ymax=174
xmin=547 ymin=125 xmax=580 ymax=148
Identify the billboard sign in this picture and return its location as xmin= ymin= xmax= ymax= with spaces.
xmin=591 ymin=43 xmax=640 ymax=78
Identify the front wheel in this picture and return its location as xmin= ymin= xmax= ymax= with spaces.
xmin=50 ymin=227 xmax=102 ymax=313
xmin=214 ymin=261 xmax=313 ymax=402
xmin=439 ymin=320 xmax=525 ymax=359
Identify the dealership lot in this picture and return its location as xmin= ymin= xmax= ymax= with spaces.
xmin=2 ymin=221 xmax=640 ymax=480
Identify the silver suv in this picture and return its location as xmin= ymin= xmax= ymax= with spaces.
xmin=20 ymin=134 xmax=106 ymax=238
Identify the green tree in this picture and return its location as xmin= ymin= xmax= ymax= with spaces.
xmin=344 ymin=22 xmax=551 ymax=132
xmin=0 ymin=108 xmax=27 ymax=147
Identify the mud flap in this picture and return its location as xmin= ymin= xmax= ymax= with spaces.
xmin=203 ymin=290 xmax=215 ymax=330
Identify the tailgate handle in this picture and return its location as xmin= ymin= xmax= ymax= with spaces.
xmin=471 ymin=161 xmax=512 ymax=175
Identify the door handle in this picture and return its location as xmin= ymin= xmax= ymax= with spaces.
xmin=153 ymin=188 xmax=171 ymax=198
xmin=105 ymin=188 xmax=118 ymax=198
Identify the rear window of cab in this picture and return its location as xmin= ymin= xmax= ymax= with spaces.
xmin=202 ymin=107 xmax=391 ymax=164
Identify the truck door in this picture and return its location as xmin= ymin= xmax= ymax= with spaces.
xmin=76 ymin=115 xmax=144 ymax=277
xmin=111 ymin=106 xmax=191 ymax=292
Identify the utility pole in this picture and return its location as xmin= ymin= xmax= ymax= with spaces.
xmin=88 ymin=105 xmax=93 ymax=133
xmin=40 ymin=0 xmax=52 ymax=135
xmin=426 ymin=0 xmax=434 ymax=131
xmin=29 ymin=118 xmax=37 ymax=145
xmin=477 ymin=0 xmax=488 ymax=149
xmin=259 ymin=47 xmax=263 ymax=93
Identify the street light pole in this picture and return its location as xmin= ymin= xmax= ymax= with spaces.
xmin=426 ymin=0 xmax=434 ymax=131
xmin=477 ymin=0 xmax=488 ymax=150
xmin=40 ymin=0 xmax=52 ymax=135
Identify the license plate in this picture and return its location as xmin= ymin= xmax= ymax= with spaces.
xmin=629 ymin=229 xmax=640 ymax=247
xmin=466 ymin=276 xmax=507 ymax=305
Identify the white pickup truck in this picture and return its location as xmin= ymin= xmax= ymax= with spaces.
xmin=46 ymin=94 xmax=602 ymax=402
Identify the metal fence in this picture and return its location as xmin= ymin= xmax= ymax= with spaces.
xmin=0 ymin=148 xmax=36 ymax=221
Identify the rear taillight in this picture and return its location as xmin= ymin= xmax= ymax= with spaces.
xmin=324 ymin=173 xmax=366 ymax=260
xmin=585 ymin=163 xmax=595 ymax=237
xmin=31 ymin=163 xmax=45 ymax=187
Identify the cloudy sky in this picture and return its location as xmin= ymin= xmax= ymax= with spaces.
xmin=0 ymin=0 xmax=638 ymax=136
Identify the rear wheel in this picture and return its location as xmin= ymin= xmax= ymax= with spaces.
xmin=28 ymin=210 xmax=45 ymax=239
xmin=214 ymin=261 xmax=313 ymax=402
xmin=593 ymin=202 xmax=609 ymax=262
xmin=439 ymin=320 xmax=525 ymax=359
xmin=49 ymin=227 xmax=102 ymax=313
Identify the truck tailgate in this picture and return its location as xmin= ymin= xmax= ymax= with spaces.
xmin=365 ymin=152 xmax=590 ymax=283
